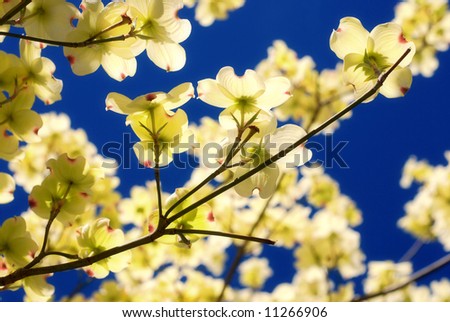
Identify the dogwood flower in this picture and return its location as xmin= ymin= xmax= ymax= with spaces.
xmin=0 ymin=216 xmax=38 ymax=267
xmin=77 ymin=218 xmax=131 ymax=278
xmin=330 ymin=17 xmax=416 ymax=102
xmin=105 ymin=82 xmax=194 ymax=118
xmin=46 ymin=153 xmax=95 ymax=193
xmin=107 ymin=83 xmax=194 ymax=168
xmin=64 ymin=0 xmax=140 ymax=81
xmin=0 ymin=172 xmax=15 ymax=204
xmin=127 ymin=0 xmax=191 ymax=71
xmin=233 ymin=124 xmax=311 ymax=199
xmin=0 ymin=88 xmax=42 ymax=143
xmin=197 ymin=66 xmax=291 ymax=133
xmin=0 ymin=51 xmax=24 ymax=94
xmin=22 ymin=0 xmax=79 ymax=41
xmin=23 ymin=275 xmax=55 ymax=302
xmin=28 ymin=175 xmax=90 ymax=224
xmin=19 ymin=40 xmax=63 ymax=105
xmin=238 ymin=257 xmax=272 ymax=289
xmin=129 ymin=107 xmax=192 ymax=167
xmin=195 ymin=0 xmax=245 ymax=27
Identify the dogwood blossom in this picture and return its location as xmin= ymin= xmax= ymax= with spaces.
xmin=0 ymin=88 xmax=42 ymax=143
xmin=195 ymin=0 xmax=245 ymax=26
xmin=148 ymin=188 xmax=213 ymax=247
xmin=106 ymin=82 xmax=194 ymax=118
xmin=0 ymin=50 xmax=24 ymax=94
xmin=256 ymin=40 xmax=353 ymax=131
xmin=107 ymin=83 xmax=194 ymax=168
xmin=197 ymin=66 xmax=291 ymax=133
xmin=127 ymin=0 xmax=191 ymax=71
xmin=239 ymin=257 xmax=272 ymax=289
xmin=0 ymin=216 xmax=38 ymax=268
xmin=77 ymin=218 xmax=131 ymax=278
xmin=22 ymin=0 xmax=78 ymax=41
xmin=330 ymin=17 xmax=416 ymax=102
xmin=64 ymin=0 xmax=140 ymax=81
xmin=0 ymin=125 xmax=20 ymax=161
xmin=19 ymin=40 xmax=63 ymax=105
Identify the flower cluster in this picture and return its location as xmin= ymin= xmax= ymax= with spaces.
xmin=398 ymin=151 xmax=450 ymax=249
xmin=394 ymin=0 xmax=450 ymax=77
xmin=63 ymin=0 xmax=191 ymax=80
xmin=28 ymin=153 xmax=95 ymax=225
xmin=2 ymin=0 xmax=191 ymax=81
xmin=183 ymin=0 xmax=245 ymax=26
xmin=198 ymin=66 xmax=312 ymax=198
xmin=256 ymin=40 xmax=353 ymax=132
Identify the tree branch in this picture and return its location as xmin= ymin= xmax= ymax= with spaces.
xmin=0 ymin=31 xmax=133 ymax=47
xmin=164 ymin=228 xmax=275 ymax=245
xmin=166 ymin=48 xmax=413 ymax=227
xmin=353 ymin=253 xmax=450 ymax=302
xmin=0 ymin=230 xmax=164 ymax=288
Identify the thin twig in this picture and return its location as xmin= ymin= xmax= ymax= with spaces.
xmin=0 ymin=0 xmax=31 ymax=25
xmin=44 ymin=251 xmax=80 ymax=260
xmin=164 ymin=125 xmax=258 ymax=219
xmin=0 ymin=230 xmax=165 ymax=287
xmin=164 ymin=228 xmax=274 ymax=245
xmin=399 ymin=239 xmax=424 ymax=262
xmin=0 ymin=31 xmax=132 ymax=47
xmin=353 ymin=253 xmax=450 ymax=302
xmin=216 ymin=175 xmax=282 ymax=301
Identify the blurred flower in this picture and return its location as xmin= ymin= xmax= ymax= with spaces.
xmin=0 ymin=216 xmax=38 ymax=268
xmin=77 ymin=218 xmax=131 ymax=278
xmin=0 ymin=172 xmax=15 ymax=204
xmin=22 ymin=0 xmax=79 ymax=41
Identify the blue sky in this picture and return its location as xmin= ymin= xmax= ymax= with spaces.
xmin=1 ymin=0 xmax=450 ymax=301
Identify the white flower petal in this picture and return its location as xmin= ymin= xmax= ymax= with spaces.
xmin=0 ymin=173 xmax=15 ymax=204
xmin=255 ymin=76 xmax=291 ymax=110
xmin=217 ymin=66 xmax=265 ymax=98
xmin=370 ymin=22 xmax=416 ymax=67
xmin=379 ymin=67 xmax=412 ymax=98
xmin=344 ymin=66 xmax=378 ymax=103
xmin=64 ymin=46 xmax=102 ymax=76
xmin=105 ymin=92 xmax=133 ymax=114
xmin=164 ymin=82 xmax=195 ymax=110
xmin=101 ymin=53 xmax=137 ymax=81
xmin=234 ymin=165 xmax=280 ymax=199
xmin=330 ymin=17 xmax=369 ymax=59
xmin=268 ymin=124 xmax=311 ymax=167
xmin=197 ymin=79 xmax=235 ymax=108
xmin=146 ymin=40 xmax=186 ymax=72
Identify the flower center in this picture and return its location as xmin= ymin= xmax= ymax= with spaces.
xmin=357 ymin=51 xmax=390 ymax=79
